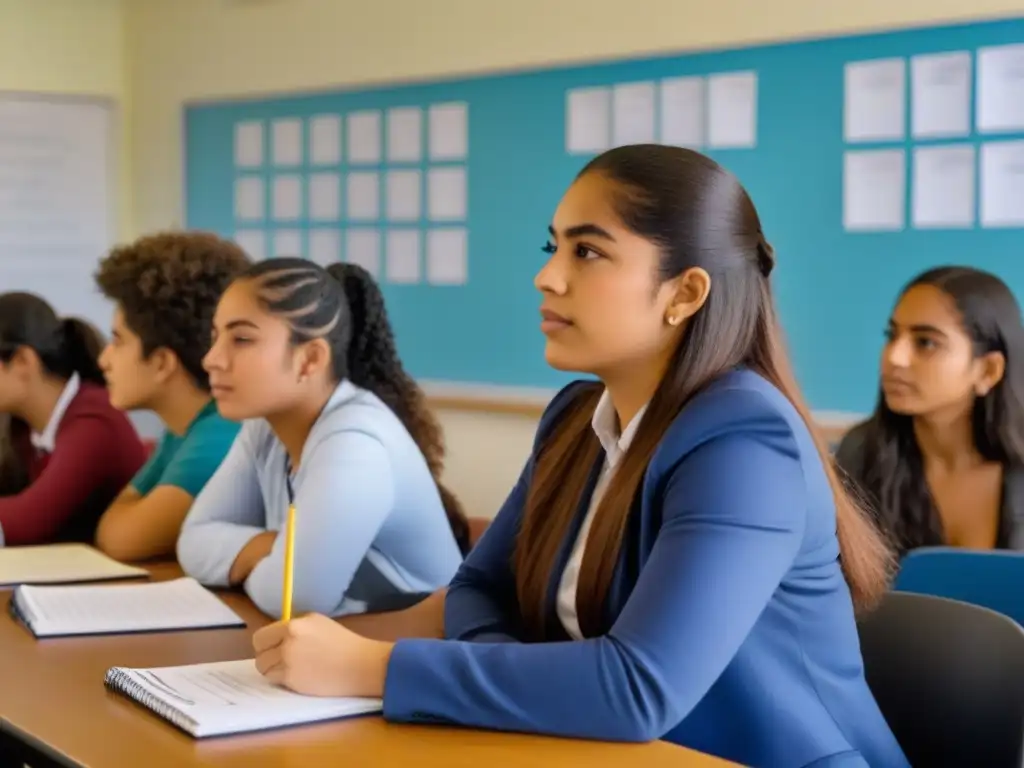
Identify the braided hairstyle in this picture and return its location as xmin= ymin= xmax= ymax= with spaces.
xmin=243 ymin=257 xmax=471 ymax=554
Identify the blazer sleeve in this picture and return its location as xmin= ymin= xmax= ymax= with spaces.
xmin=444 ymin=380 xmax=597 ymax=644
xmin=176 ymin=426 xmax=266 ymax=586
xmin=0 ymin=417 xmax=121 ymax=546
xmin=383 ymin=400 xmax=807 ymax=742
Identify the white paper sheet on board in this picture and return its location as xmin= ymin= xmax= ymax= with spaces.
xmin=387 ymin=107 xmax=422 ymax=162
xmin=912 ymin=145 xmax=975 ymax=228
xmin=308 ymin=229 xmax=340 ymax=266
xmin=234 ymin=229 xmax=266 ymax=260
xmin=428 ymin=167 xmax=467 ymax=221
xmin=843 ymin=149 xmax=906 ymax=231
xmin=707 ymin=71 xmax=757 ymax=148
xmin=347 ymin=111 xmax=382 ymax=164
xmin=346 ymin=172 xmax=380 ymax=221
xmin=234 ymin=121 xmax=264 ymax=168
xmin=346 ymin=229 xmax=381 ymax=277
xmin=427 ymin=228 xmax=468 ymax=286
xmin=386 ymin=230 xmax=421 ymax=284
xmin=271 ymin=118 xmax=303 ymax=166
xmin=273 ymin=229 xmax=303 ymax=257
xmin=271 ymin=175 xmax=302 ymax=221
xmin=980 ymin=140 xmax=1024 ymax=227
xmin=308 ymin=173 xmax=340 ymax=221
xmin=234 ymin=177 xmax=264 ymax=221
xmin=911 ymin=51 xmax=971 ymax=138
xmin=566 ymin=87 xmax=611 ymax=154
xmin=386 ymin=170 xmax=421 ymax=222
xmin=612 ymin=81 xmax=656 ymax=146
xmin=660 ymin=76 xmax=705 ymax=148
xmin=977 ymin=44 xmax=1024 ymax=133
xmin=309 ymin=115 xmax=341 ymax=165
xmin=428 ymin=102 xmax=468 ymax=160
xmin=844 ymin=58 xmax=906 ymax=142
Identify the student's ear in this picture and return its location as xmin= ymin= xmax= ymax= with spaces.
xmin=149 ymin=348 xmax=181 ymax=384
xmin=9 ymin=346 xmax=40 ymax=380
xmin=662 ymin=267 xmax=711 ymax=328
xmin=296 ymin=338 xmax=332 ymax=383
xmin=975 ymin=350 xmax=1006 ymax=397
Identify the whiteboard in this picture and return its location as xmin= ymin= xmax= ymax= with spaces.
xmin=0 ymin=94 xmax=116 ymax=332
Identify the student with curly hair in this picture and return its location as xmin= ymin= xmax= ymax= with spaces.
xmin=177 ymin=258 xmax=469 ymax=619
xmin=0 ymin=293 xmax=146 ymax=546
xmin=92 ymin=232 xmax=251 ymax=561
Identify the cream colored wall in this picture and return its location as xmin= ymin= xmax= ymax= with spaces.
xmin=122 ymin=0 xmax=1023 ymax=518
xmin=0 ymin=0 xmax=132 ymax=239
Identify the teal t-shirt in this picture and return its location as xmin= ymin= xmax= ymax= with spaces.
xmin=130 ymin=400 xmax=240 ymax=498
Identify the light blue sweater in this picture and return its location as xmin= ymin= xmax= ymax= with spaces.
xmin=176 ymin=380 xmax=463 ymax=618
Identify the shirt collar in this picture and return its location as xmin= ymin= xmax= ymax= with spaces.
xmin=31 ymin=372 xmax=80 ymax=452
xmin=591 ymin=388 xmax=648 ymax=466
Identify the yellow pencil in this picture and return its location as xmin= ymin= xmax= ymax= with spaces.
xmin=281 ymin=502 xmax=296 ymax=622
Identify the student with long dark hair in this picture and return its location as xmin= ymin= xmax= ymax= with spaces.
xmin=177 ymin=259 xmax=469 ymax=619
xmin=248 ymin=146 xmax=908 ymax=768
xmin=0 ymin=293 xmax=146 ymax=546
xmin=836 ymin=267 xmax=1024 ymax=556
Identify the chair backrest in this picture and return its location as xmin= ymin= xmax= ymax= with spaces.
xmin=895 ymin=547 xmax=1024 ymax=626
xmin=858 ymin=591 xmax=1024 ymax=767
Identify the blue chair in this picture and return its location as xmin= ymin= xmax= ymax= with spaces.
xmin=894 ymin=547 xmax=1024 ymax=626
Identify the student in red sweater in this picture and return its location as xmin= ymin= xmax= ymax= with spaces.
xmin=0 ymin=293 xmax=147 ymax=547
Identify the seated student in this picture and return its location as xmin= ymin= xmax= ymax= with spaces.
xmin=249 ymin=146 xmax=910 ymax=768
xmin=835 ymin=266 xmax=1024 ymax=557
xmin=92 ymin=232 xmax=251 ymax=561
xmin=177 ymin=259 xmax=470 ymax=619
xmin=0 ymin=293 xmax=146 ymax=547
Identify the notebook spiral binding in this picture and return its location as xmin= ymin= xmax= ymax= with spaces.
xmin=104 ymin=668 xmax=200 ymax=735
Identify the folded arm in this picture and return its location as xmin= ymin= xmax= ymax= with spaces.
xmin=244 ymin=430 xmax=395 ymax=618
xmin=383 ymin=418 xmax=806 ymax=742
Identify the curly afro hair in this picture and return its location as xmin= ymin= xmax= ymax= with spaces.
xmin=94 ymin=231 xmax=251 ymax=389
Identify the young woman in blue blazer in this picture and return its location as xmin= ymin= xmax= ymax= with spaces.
xmin=251 ymin=145 xmax=909 ymax=768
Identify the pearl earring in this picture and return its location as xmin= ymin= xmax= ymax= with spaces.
xmin=667 ymin=315 xmax=682 ymax=327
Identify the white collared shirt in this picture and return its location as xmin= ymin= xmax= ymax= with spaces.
xmin=30 ymin=372 xmax=80 ymax=453
xmin=556 ymin=389 xmax=648 ymax=640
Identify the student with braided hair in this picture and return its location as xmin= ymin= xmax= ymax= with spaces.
xmin=177 ymin=258 xmax=468 ymax=619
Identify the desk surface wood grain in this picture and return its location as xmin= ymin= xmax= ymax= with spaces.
xmin=0 ymin=563 xmax=735 ymax=767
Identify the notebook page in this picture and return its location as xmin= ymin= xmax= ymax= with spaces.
xmin=109 ymin=659 xmax=382 ymax=737
xmin=16 ymin=578 xmax=244 ymax=636
xmin=0 ymin=544 xmax=147 ymax=587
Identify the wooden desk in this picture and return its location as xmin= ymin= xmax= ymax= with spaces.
xmin=0 ymin=564 xmax=734 ymax=767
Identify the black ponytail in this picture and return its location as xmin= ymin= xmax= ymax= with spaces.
xmin=0 ymin=293 xmax=104 ymax=384
xmin=56 ymin=318 xmax=106 ymax=385
xmin=242 ymin=258 xmax=472 ymax=554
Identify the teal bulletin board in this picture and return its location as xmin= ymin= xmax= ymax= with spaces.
xmin=185 ymin=17 xmax=1024 ymax=414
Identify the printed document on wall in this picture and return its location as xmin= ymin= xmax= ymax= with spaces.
xmin=980 ymin=140 xmax=1024 ymax=227
xmin=427 ymin=228 xmax=468 ymax=286
xmin=977 ymin=44 xmax=1024 ymax=133
xmin=309 ymin=229 xmax=340 ymax=266
xmin=843 ymin=149 xmax=905 ymax=231
xmin=386 ymin=230 xmax=421 ymax=284
xmin=845 ymin=58 xmax=906 ymax=142
xmin=912 ymin=145 xmax=975 ymax=228
xmin=273 ymin=230 xmax=302 ymax=258
xmin=612 ymin=82 xmax=656 ymax=146
xmin=911 ymin=52 xmax=971 ymax=138
xmin=234 ymin=121 xmax=263 ymax=168
xmin=566 ymin=87 xmax=610 ymax=154
xmin=271 ymin=119 xmax=303 ymax=166
xmin=660 ymin=76 xmax=704 ymax=148
xmin=707 ymin=72 xmax=757 ymax=148
xmin=309 ymin=115 xmax=341 ymax=165
xmin=346 ymin=229 xmax=380 ymax=277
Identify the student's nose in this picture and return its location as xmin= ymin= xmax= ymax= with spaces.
xmin=884 ymin=336 xmax=913 ymax=369
xmin=98 ymin=344 xmax=112 ymax=372
xmin=203 ymin=339 xmax=224 ymax=372
xmin=534 ymin=249 xmax=569 ymax=296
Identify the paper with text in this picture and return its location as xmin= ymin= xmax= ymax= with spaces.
xmin=309 ymin=115 xmax=341 ymax=165
xmin=271 ymin=119 xmax=302 ymax=167
xmin=308 ymin=173 xmax=340 ymax=221
xmin=14 ymin=577 xmax=243 ymax=637
xmin=346 ymin=229 xmax=381 ymax=277
xmin=427 ymin=228 xmax=468 ymax=285
xmin=347 ymin=111 xmax=382 ymax=164
xmin=309 ymin=229 xmax=340 ymax=266
xmin=660 ymin=76 xmax=705 ymax=148
xmin=566 ymin=87 xmax=610 ymax=154
xmin=386 ymin=230 xmax=421 ymax=284
xmin=911 ymin=51 xmax=971 ymax=139
xmin=347 ymin=172 xmax=380 ymax=221
xmin=387 ymin=107 xmax=422 ymax=162
xmin=428 ymin=102 xmax=468 ymax=160
xmin=977 ymin=44 xmax=1024 ymax=133
xmin=845 ymin=58 xmax=906 ymax=142
xmin=386 ymin=170 xmax=422 ymax=221
xmin=707 ymin=72 xmax=758 ymax=149
xmin=912 ymin=145 xmax=975 ymax=229
xmin=981 ymin=140 xmax=1024 ymax=227
xmin=612 ymin=81 xmax=656 ymax=146
xmin=273 ymin=229 xmax=303 ymax=258
xmin=428 ymin=167 xmax=467 ymax=221
xmin=843 ymin=149 xmax=906 ymax=231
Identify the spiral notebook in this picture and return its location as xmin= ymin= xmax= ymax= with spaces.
xmin=0 ymin=543 xmax=148 ymax=587
xmin=105 ymin=659 xmax=383 ymax=737
xmin=10 ymin=577 xmax=246 ymax=638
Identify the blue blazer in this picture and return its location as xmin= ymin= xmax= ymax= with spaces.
xmin=383 ymin=370 xmax=909 ymax=768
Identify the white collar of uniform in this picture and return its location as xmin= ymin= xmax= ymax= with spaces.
xmin=31 ymin=372 xmax=80 ymax=452
xmin=591 ymin=388 xmax=648 ymax=466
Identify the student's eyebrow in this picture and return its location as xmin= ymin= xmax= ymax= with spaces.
xmin=224 ymin=319 xmax=260 ymax=331
xmin=890 ymin=319 xmax=948 ymax=338
xmin=548 ymin=223 xmax=616 ymax=241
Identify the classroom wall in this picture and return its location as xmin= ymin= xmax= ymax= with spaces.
xmin=0 ymin=0 xmax=133 ymax=240
xmin=123 ymin=0 xmax=1024 ymax=518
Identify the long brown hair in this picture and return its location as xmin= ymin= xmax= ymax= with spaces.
xmin=513 ymin=145 xmax=894 ymax=640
